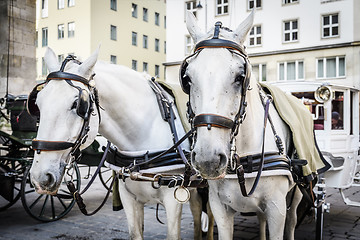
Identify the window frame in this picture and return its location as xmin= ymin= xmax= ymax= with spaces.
xmin=247 ymin=0 xmax=262 ymax=10
xmin=42 ymin=27 xmax=48 ymax=47
xmin=143 ymin=8 xmax=148 ymax=22
xmin=110 ymin=55 xmax=117 ymax=64
xmin=249 ymin=25 xmax=262 ymax=47
xmin=143 ymin=35 xmax=148 ymax=49
xmin=283 ymin=19 xmax=298 ymax=43
xmin=278 ymin=60 xmax=304 ymax=81
xmin=58 ymin=0 xmax=65 ymax=9
xmin=185 ymin=35 xmax=194 ymax=55
xmin=68 ymin=0 xmax=75 ymax=7
xmin=216 ymin=0 xmax=229 ymax=16
xmin=132 ymin=3 xmax=137 ymax=18
xmin=110 ymin=0 xmax=117 ymax=11
xmin=111 ymin=25 xmax=117 ymax=41
xmin=132 ymin=31 xmax=137 ymax=46
xmin=68 ymin=22 xmax=75 ymax=38
xmin=185 ymin=1 xmax=197 ymax=18
xmin=316 ymin=56 xmax=346 ymax=79
xmin=155 ymin=12 xmax=160 ymax=26
xmin=155 ymin=38 xmax=160 ymax=52
xmin=57 ymin=24 xmax=65 ymax=39
xmin=322 ymin=13 xmax=339 ymax=38
xmin=132 ymin=60 xmax=137 ymax=71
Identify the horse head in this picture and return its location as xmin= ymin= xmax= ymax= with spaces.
xmin=183 ymin=11 xmax=254 ymax=179
xmin=29 ymin=47 xmax=100 ymax=194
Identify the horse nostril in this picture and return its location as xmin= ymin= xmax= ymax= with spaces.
xmin=219 ymin=152 xmax=227 ymax=168
xmin=42 ymin=172 xmax=56 ymax=188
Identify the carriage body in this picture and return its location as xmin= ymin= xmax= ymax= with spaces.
xmin=272 ymin=82 xmax=360 ymax=191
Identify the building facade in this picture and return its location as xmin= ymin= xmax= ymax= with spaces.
xmin=165 ymin=0 xmax=360 ymax=90
xmin=36 ymin=0 xmax=166 ymax=80
xmin=0 ymin=0 xmax=36 ymax=96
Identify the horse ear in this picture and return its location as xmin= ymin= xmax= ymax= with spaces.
xmin=186 ymin=10 xmax=205 ymax=43
xmin=79 ymin=46 xmax=100 ymax=78
xmin=44 ymin=47 xmax=60 ymax=72
xmin=234 ymin=9 xmax=255 ymax=45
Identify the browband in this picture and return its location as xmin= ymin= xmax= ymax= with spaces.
xmin=47 ymin=71 xmax=90 ymax=87
xmin=194 ymin=39 xmax=246 ymax=56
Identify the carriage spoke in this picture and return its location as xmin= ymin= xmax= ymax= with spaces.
xmin=39 ymin=195 xmax=49 ymax=217
xmin=51 ymin=196 xmax=55 ymax=219
xmin=28 ymin=194 xmax=44 ymax=209
xmin=56 ymin=195 xmax=68 ymax=209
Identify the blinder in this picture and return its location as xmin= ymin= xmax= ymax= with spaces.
xmin=27 ymin=71 xmax=93 ymax=121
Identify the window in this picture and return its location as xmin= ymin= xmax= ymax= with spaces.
xmin=42 ymin=57 xmax=47 ymax=76
xmin=42 ymin=27 xmax=48 ymax=47
xmin=58 ymin=54 xmax=64 ymax=63
xmin=164 ymin=41 xmax=166 ymax=54
xmin=216 ymin=0 xmax=229 ymax=15
xmin=155 ymin=65 xmax=160 ymax=78
xmin=283 ymin=0 xmax=298 ymax=4
xmin=68 ymin=22 xmax=75 ymax=37
xmin=132 ymin=60 xmax=137 ymax=71
xmin=143 ymin=35 xmax=148 ymax=48
xmin=132 ymin=3 xmax=137 ymax=18
xmin=278 ymin=60 xmax=304 ymax=81
xmin=317 ymin=56 xmax=345 ymax=78
xmin=248 ymin=0 xmax=261 ymax=10
xmin=155 ymin=38 xmax=160 ymax=52
xmin=164 ymin=16 xmax=166 ymax=28
xmin=58 ymin=24 xmax=64 ymax=39
xmin=283 ymin=20 xmax=298 ymax=42
xmin=110 ymin=55 xmax=117 ymax=64
xmin=143 ymin=8 xmax=148 ymax=21
xmin=252 ymin=64 xmax=267 ymax=82
xmin=111 ymin=0 xmax=117 ymax=11
xmin=111 ymin=25 xmax=117 ymax=40
xmin=185 ymin=35 xmax=194 ymax=55
xmin=41 ymin=0 xmax=48 ymax=18
xmin=249 ymin=25 xmax=261 ymax=46
xmin=331 ymin=91 xmax=344 ymax=130
xmin=186 ymin=1 xmax=197 ymax=17
xmin=322 ymin=13 xmax=339 ymax=38
xmin=132 ymin=32 xmax=137 ymax=46
xmin=58 ymin=0 xmax=64 ymax=9
xmin=143 ymin=62 xmax=148 ymax=72
xmin=68 ymin=0 xmax=75 ymax=7
xmin=155 ymin=12 xmax=160 ymax=26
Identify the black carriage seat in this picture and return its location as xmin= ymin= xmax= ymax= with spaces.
xmin=4 ymin=94 xmax=37 ymax=143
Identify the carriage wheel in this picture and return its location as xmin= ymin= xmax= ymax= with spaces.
xmin=99 ymin=167 xmax=113 ymax=192
xmin=0 ymin=159 xmax=27 ymax=211
xmin=20 ymin=163 xmax=81 ymax=222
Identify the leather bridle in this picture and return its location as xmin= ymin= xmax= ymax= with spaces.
xmin=28 ymin=55 xmax=100 ymax=161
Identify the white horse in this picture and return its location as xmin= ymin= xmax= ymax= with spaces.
xmin=182 ymin=12 xmax=302 ymax=240
xmin=29 ymin=47 xmax=208 ymax=240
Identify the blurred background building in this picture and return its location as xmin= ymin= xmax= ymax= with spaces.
xmin=165 ymin=0 xmax=360 ymax=90
xmin=35 ymin=0 xmax=166 ymax=81
xmin=0 ymin=0 xmax=36 ymax=96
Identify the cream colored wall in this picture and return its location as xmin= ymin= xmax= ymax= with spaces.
xmin=250 ymin=46 xmax=360 ymax=89
xmin=90 ymin=0 xmax=166 ymax=79
xmin=36 ymin=0 xmax=166 ymax=80
xmin=36 ymin=0 xmax=91 ymax=80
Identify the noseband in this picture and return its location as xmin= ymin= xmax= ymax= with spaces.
xmin=28 ymin=55 xmax=101 ymax=160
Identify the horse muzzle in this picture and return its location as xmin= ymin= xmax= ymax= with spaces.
xmin=191 ymin=147 xmax=228 ymax=179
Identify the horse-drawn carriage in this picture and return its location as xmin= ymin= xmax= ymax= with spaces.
xmin=273 ymin=82 xmax=360 ymax=205
xmin=0 ymin=94 xmax=111 ymax=222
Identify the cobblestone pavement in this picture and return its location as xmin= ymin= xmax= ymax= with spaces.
xmin=1 ymin=167 xmax=360 ymax=240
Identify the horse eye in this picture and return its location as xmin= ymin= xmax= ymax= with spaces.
xmin=71 ymin=101 xmax=77 ymax=110
xmin=235 ymin=73 xmax=245 ymax=84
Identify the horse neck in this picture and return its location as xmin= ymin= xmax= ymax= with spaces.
xmin=236 ymin=81 xmax=284 ymax=156
xmin=94 ymin=65 xmax=186 ymax=152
